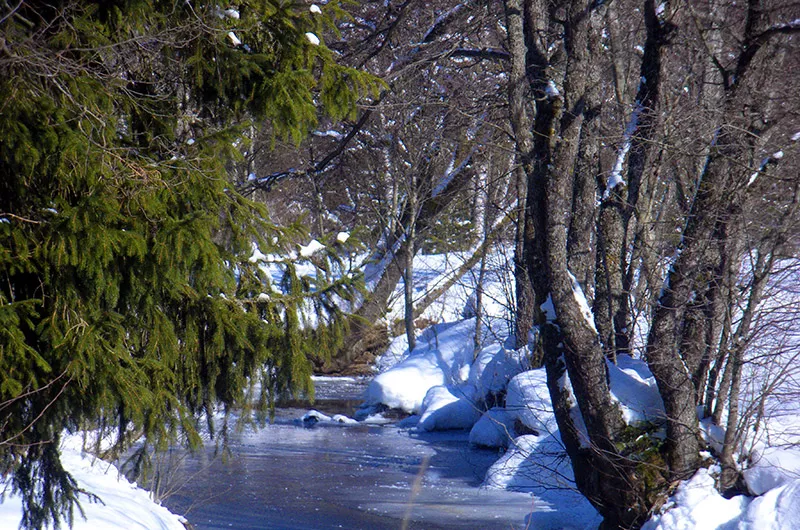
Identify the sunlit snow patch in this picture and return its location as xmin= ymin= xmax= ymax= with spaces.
xmin=0 ymin=435 xmax=186 ymax=530
xmin=299 ymin=239 xmax=325 ymax=257
xmin=607 ymin=354 xmax=665 ymax=425
xmin=305 ymin=32 xmax=320 ymax=45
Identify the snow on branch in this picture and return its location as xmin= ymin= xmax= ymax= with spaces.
xmin=603 ymin=104 xmax=642 ymax=199
xmin=422 ymin=4 xmax=468 ymax=43
xmin=431 ymin=144 xmax=477 ymax=198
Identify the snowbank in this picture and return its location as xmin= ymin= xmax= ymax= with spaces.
xmin=356 ymin=251 xmax=800 ymax=530
xmin=644 ymin=467 xmax=800 ymax=530
xmin=417 ymin=385 xmax=481 ymax=431
xmin=643 ymin=468 xmax=750 ymax=530
xmin=363 ymin=319 xmax=478 ymax=413
xmin=468 ymin=342 xmax=531 ymax=397
xmin=740 ymin=480 xmax=800 ymax=529
xmin=0 ymin=436 xmax=186 ymax=530
xmin=744 ymin=446 xmax=800 ymax=495
xmin=504 ymin=369 xmax=556 ymax=435
xmin=469 ymin=407 xmax=516 ymax=448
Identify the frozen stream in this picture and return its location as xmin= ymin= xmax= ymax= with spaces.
xmin=160 ymin=377 xmax=537 ymax=529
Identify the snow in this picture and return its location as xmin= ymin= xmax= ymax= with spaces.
xmin=301 ymin=409 xmax=358 ymax=425
xmin=483 ymin=434 xmax=603 ymax=528
xmin=417 ymin=385 xmax=481 ymax=431
xmin=607 ymin=354 xmax=665 ymax=425
xmin=305 ymin=32 xmax=320 ymax=46
xmin=740 ymin=480 xmax=800 ymax=529
xmin=468 ymin=342 xmax=530 ymax=397
xmin=249 ymin=242 xmax=266 ymax=262
xmin=336 ymin=231 xmax=349 ymax=243
xmin=309 ymin=4 xmax=322 ymax=14
xmin=540 ymin=294 xmax=556 ymax=322
xmin=568 ymin=270 xmax=597 ymax=333
xmin=360 ymin=268 xmax=800 ymax=530
xmin=644 ymin=466 xmax=800 ymax=530
xmin=643 ymin=468 xmax=750 ymax=530
xmin=605 ymin=103 xmax=642 ymax=198
xmin=0 ymin=435 xmax=185 ymax=530
xmin=298 ymin=238 xmax=325 ymax=257
xmin=545 ymin=80 xmax=560 ymax=98
xmin=363 ymin=319 xmax=478 ymax=413
xmin=469 ymin=407 xmax=516 ymax=448
xmin=505 ymin=369 xmax=556 ymax=435
xmin=312 ymin=129 xmax=343 ymax=139
xmin=7 ymin=248 xmax=799 ymax=530
xmin=227 ymin=31 xmax=241 ymax=46
xmin=744 ymin=446 xmax=800 ymax=495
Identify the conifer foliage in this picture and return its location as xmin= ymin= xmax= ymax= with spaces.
xmin=0 ymin=1 xmax=378 ymax=528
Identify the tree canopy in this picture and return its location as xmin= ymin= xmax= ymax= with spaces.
xmin=0 ymin=1 xmax=379 ymax=528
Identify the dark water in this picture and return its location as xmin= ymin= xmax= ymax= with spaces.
xmin=159 ymin=378 xmax=535 ymax=530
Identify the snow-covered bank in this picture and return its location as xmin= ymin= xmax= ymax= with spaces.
xmin=0 ymin=436 xmax=186 ymax=530
xmin=362 ymin=313 xmax=800 ymax=530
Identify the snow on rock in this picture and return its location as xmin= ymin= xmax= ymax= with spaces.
xmin=744 ymin=446 xmax=800 ymax=495
xmin=417 ymin=385 xmax=481 ymax=431
xmin=607 ymin=355 xmax=665 ymax=425
xmin=302 ymin=409 xmax=332 ymax=423
xmin=332 ymin=414 xmax=358 ymax=424
xmin=468 ymin=342 xmax=530 ymax=398
xmin=0 ymin=435 xmax=186 ymax=530
xmin=484 ymin=434 xmax=573 ymax=492
xmin=483 ymin=433 xmax=602 ymax=529
xmin=363 ymin=319 xmax=477 ymax=413
xmin=305 ymin=32 xmax=320 ymax=46
xmin=505 ymin=369 xmax=557 ymax=435
xmin=301 ymin=410 xmax=358 ymax=425
xmin=363 ymin=348 xmax=447 ymax=413
xmin=642 ymin=468 xmax=750 ymax=530
xmin=469 ymin=407 xmax=516 ymax=448
xmin=298 ymin=238 xmax=325 ymax=257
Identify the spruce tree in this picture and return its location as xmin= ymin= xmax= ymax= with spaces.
xmin=0 ymin=1 xmax=379 ymax=528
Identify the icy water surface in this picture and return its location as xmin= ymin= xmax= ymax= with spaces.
xmin=160 ymin=378 xmax=536 ymax=529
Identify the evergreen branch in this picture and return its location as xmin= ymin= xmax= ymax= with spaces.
xmin=0 ymin=371 xmax=73 ymax=448
xmin=0 ymin=213 xmax=41 ymax=224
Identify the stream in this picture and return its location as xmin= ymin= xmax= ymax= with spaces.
xmin=158 ymin=377 xmax=536 ymax=529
